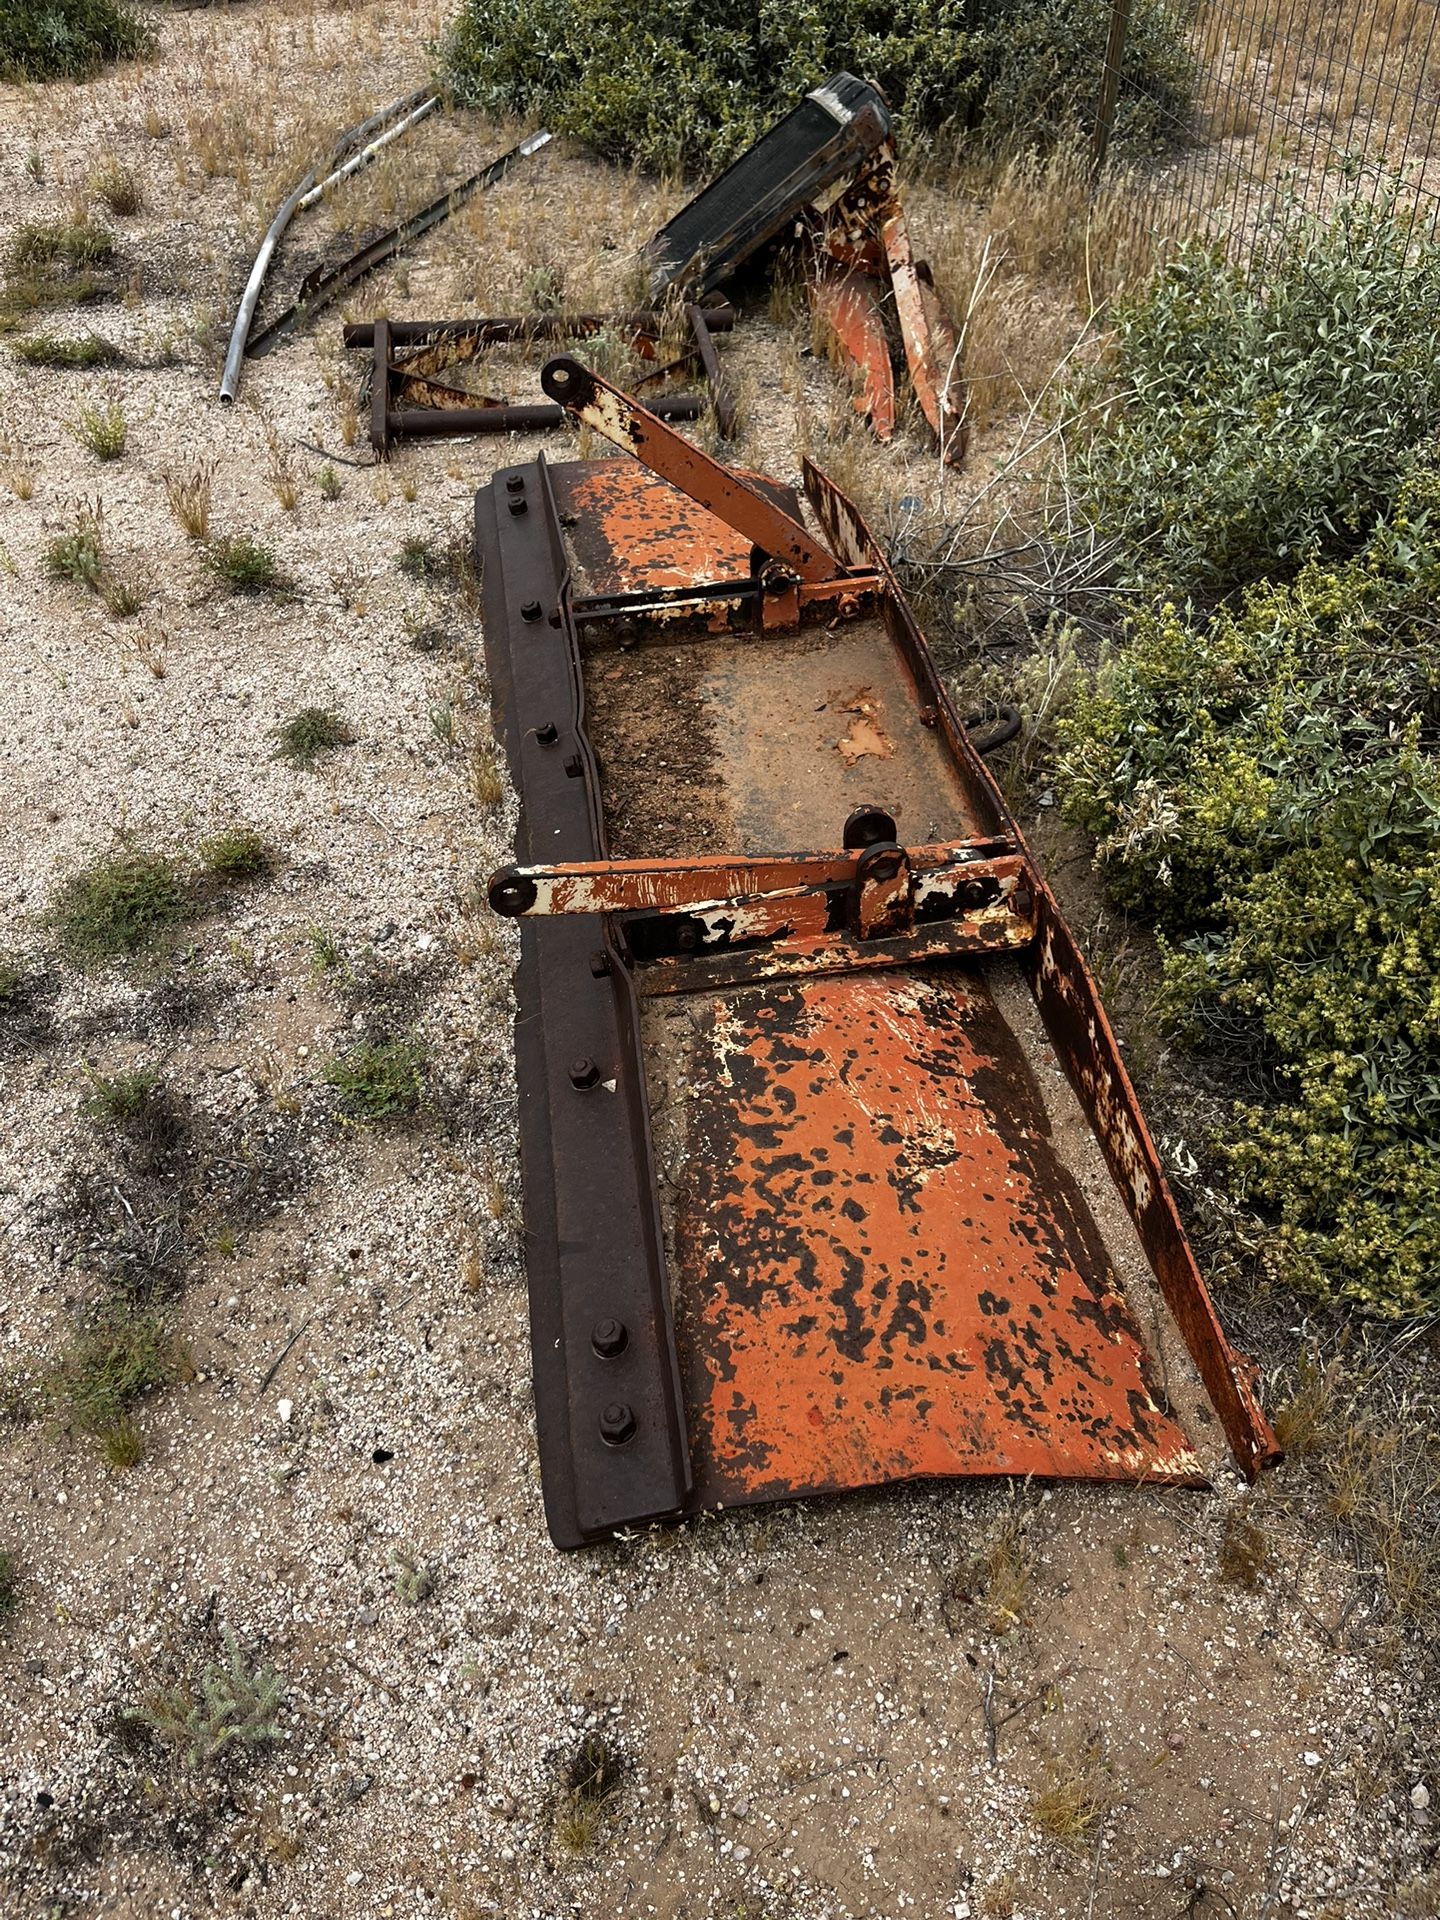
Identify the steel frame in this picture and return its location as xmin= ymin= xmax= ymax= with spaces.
xmin=478 ymin=421 xmax=1279 ymax=1550
xmin=352 ymin=306 xmax=735 ymax=457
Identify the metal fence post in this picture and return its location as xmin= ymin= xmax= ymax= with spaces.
xmin=1092 ymin=0 xmax=1134 ymax=178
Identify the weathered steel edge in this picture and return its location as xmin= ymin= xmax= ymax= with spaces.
xmin=804 ymin=458 xmax=1283 ymax=1481
xmin=476 ymin=458 xmax=691 ymax=1547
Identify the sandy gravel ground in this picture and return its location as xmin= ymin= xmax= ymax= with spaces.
xmin=0 ymin=6 xmax=1435 ymax=1918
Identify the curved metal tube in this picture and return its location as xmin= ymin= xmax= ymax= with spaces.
xmin=218 ymin=88 xmax=438 ymax=405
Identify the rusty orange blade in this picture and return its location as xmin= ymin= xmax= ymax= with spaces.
xmin=810 ymin=263 xmax=896 ymax=439
xmin=880 ymin=204 xmax=966 ymax=464
xmin=668 ymin=967 xmax=1205 ymax=1504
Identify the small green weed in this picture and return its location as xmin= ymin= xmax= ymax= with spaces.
xmin=43 ymin=505 xmax=106 ymax=588
xmin=316 ymin=464 xmax=342 ymax=501
xmin=307 ymin=926 xmax=344 ymax=976
xmin=397 ymin=534 xmax=445 ymax=581
xmin=204 ymin=534 xmax=288 ymax=596
xmin=70 ymin=398 xmax=127 ymax=460
xmin=204 ymin=533 xmax=285 ymax=594
xmin=10 ymin=331 xmax=117 ymax=368
xmin=48 ymin=848 xmax=188 ymax=964
xmin=44 ymin=1298 xmax=179 ymax=1462
xmin=323 ymin=1037 xmax=425 ymax=1122
xmin=199 ymin=827 xmax=273 ymax=882
xmin=274 ymin=706 xmax=353 ymax=769
xmin=9 ymin=217 xmax=114 ymax=274
xmin=126 ymin=1628 xmax=284 ymax=1768
xmin=82 ymin=1066 xmax=161 ymax=1125
xmin=389 ymin=1547 xmax=434 ymax=1605
xmin=0 ymin=1549 xmax=18 ymax=1621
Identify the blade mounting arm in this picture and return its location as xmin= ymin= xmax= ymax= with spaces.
xmin=540 ymin=355 xmax=840 ymax=584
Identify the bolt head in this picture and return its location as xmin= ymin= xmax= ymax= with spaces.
xmin=521 ymin=598 xmax=543 ymax=622
xmin=569 ymin=1056 xmax=600 ymax=1089
xmin=505 ymin=475 xmax=526 ymax=494
xmin=508 ymin=496 xmax=528 ymax=517
xmin=592 ymin=1318 xmax=628 ymax=1358
xmin=535 ymin=721 xmax=559 ymax=745
xmin=599 ymin=1401 xmax=636 ymax=1446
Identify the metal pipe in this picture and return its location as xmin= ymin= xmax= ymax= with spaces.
xmin=342 ymin=303 xmax=736 ymax=349
xmin=246 ymin=131 xmax=553 ymax=362
xmin=385 ymin=392 xmax=704 ymax=441
xmin=219 ymin=169 xmax=317 ymax=404
xmin=219 ymin=87 xmax=440 ymax=404
xmin=297 ymin=95 xmax=440 ymax=211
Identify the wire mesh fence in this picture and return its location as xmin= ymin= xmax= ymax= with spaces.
xmin=1093 ymin=0 xmax=1440 ymax=266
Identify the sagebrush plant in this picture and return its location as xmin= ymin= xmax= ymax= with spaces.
xmin=442 ymin=0 xmax=1190 ymax=174
xmin=0 ymin=0 xmax=152 ymax=81
xmin=1062 ymin=193 xmax=1440 ymax=606
xmin=1060 ymin=469 xmax=1440 ymax=1314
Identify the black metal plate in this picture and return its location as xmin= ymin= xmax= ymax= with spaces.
xmin=477 ymin=457 xmax=691 ymax=1547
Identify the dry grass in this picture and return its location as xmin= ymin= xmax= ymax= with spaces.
xmin=261 ymin=417 xmax=299 ymax=512
xmin=163 ymin=459 xmax=214 ymax=541
xmin=90 ymin=154 xmax=144 ymax=218
xmin=1273 ymin=1348 xmax=1347 ymax=1457
xmin=1218 ymin=1505 xmax=1272 ymax=1589
xmin=1030 ymin=1739 xmax=1112 ymax=1848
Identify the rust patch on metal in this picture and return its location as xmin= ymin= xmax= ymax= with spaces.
xmin=666 ymin=968 xmax=1204 ymax=1506
xmin=809 ymin=264 xmax=896 ymax=437
xmin=835 ymin=686 xmax=894 ymax=765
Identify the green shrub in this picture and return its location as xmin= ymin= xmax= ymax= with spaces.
xmin=48 ymin=848 xmax=188 ymax=963
xmin=1063 ymin=196 xmax=1440 ymax=607
xmin=441 ymin=0 xmax=1190 ymax=175
xmin=204 ymin=534 xmax=288 ymax=596
xmin=9 ymin=218 xmax=114 ymax=273
xmin=0 ymin=0 xmax=153 ymax=81
xmin=44 ymin=1298 xmax=179 ymax=1459
xmin=9 ymin=331 xmax=118 ymax=367
xmin=1059 ymin=472 xmax=1440 ymax=1315
xmin=199 ymin=827 xmax=273 ymax=881
xmin=274 ymin=706 xmax=354 ymax=768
